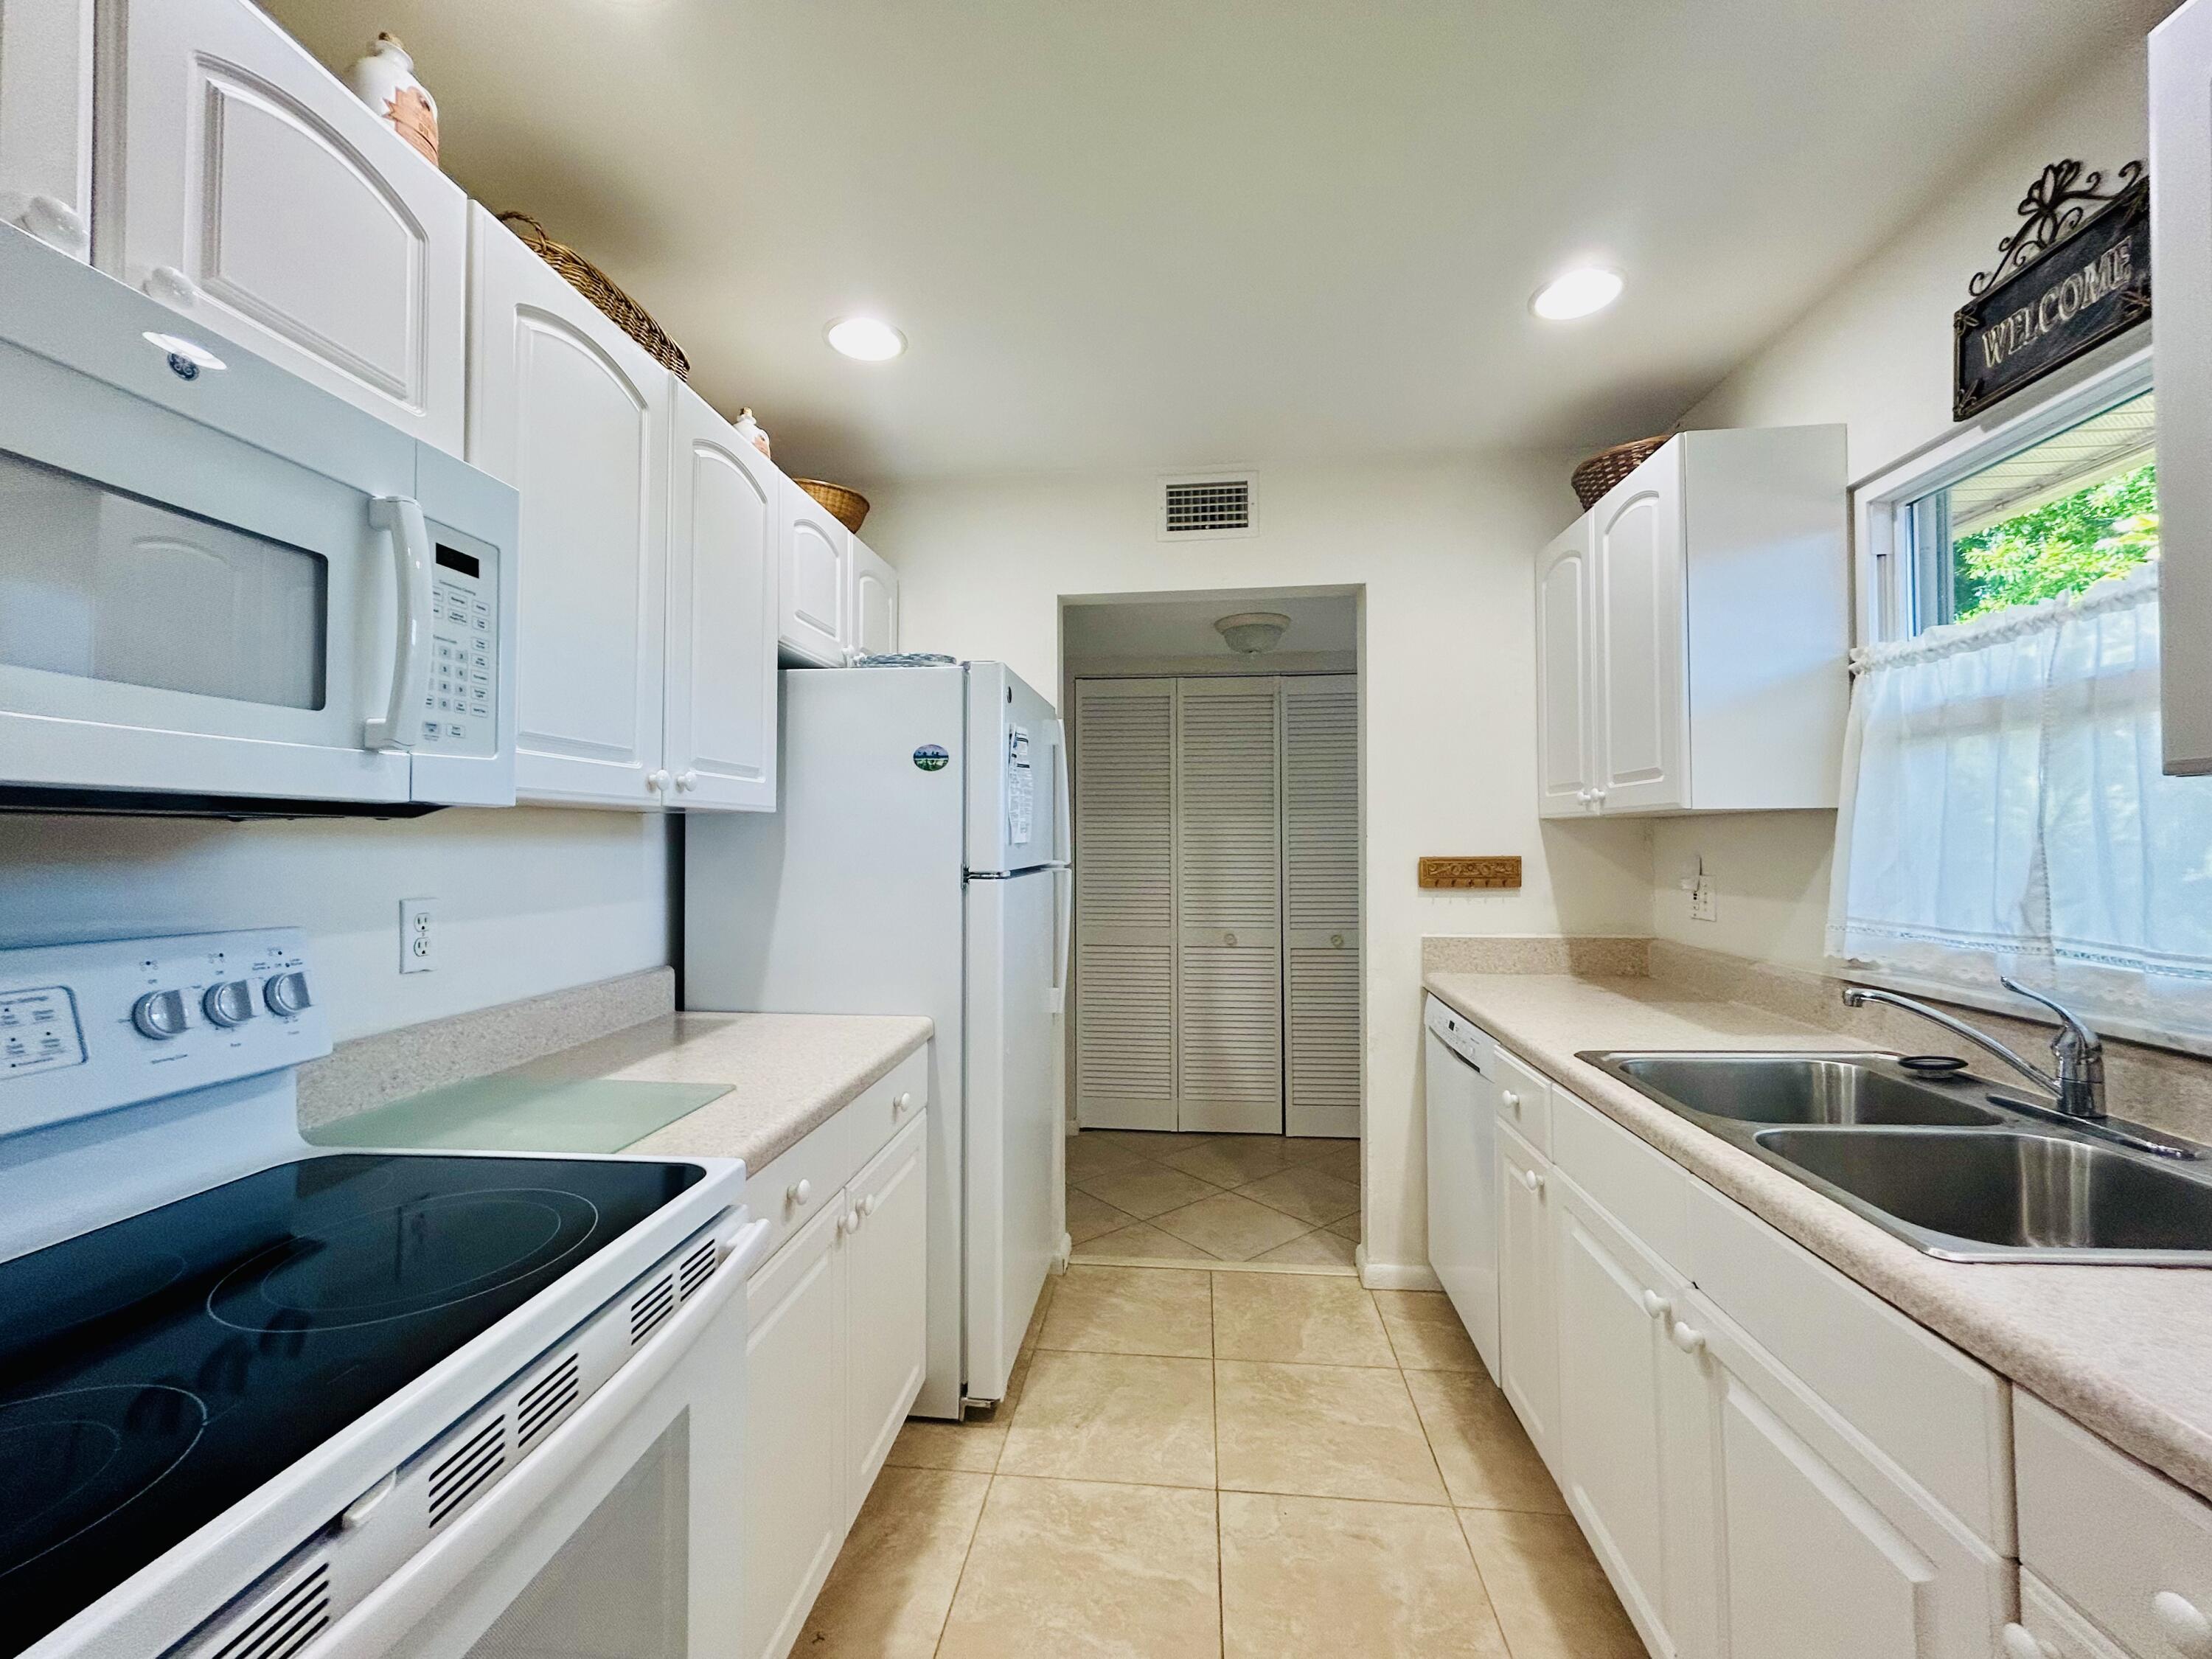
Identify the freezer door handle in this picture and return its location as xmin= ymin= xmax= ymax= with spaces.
xmin=1050 ymin=864 xmax=1073 ymax=1016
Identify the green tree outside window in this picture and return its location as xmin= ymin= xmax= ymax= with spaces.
xmin=1951 ymin=461 xmax=2160 ymax=622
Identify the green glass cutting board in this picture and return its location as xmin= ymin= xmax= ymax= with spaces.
xmin=307 ymin=1077 xmax=730 ymax=1155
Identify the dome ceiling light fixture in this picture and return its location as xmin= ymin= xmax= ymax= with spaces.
xmin=1214 ymin=611 xmax=1293 ymax=655
xmin=824 ymin=316 xmax=907 ymax=361
xmin=1530 ymin=265 xmax=1624 ymax=321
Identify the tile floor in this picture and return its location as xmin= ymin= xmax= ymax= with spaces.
xmin=797 ymin=1264 xmax=1646 ymax=1658
xmin=1065 ymin=1130 xmax=1363 ymax=1268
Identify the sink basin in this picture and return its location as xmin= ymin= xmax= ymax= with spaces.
xmin=1755 ymin=1129 xmax=2212 ymax=1262
xmin=1590 ymin=1054 xmax=2006 ymax=1128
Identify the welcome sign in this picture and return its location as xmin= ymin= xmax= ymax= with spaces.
xmin=1954 ymin=166 xmax=2150 ymax=421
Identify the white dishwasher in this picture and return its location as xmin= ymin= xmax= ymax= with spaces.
xmin=1423 ymin=995 xmax=1500 ymax=1378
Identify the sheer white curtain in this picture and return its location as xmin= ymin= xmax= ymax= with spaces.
xmin=1828 ymin=566 xmax=2212 ymax=1043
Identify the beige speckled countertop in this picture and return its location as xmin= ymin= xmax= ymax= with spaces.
xmin=1424 ymin=968 xmax=2212 ymax=1504
xmin=498 ymin=1011 xmax=933 ymax=1171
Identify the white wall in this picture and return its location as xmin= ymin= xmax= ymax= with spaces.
xmin=0 ymin=810 xmax=675 ymax=1042
xmin=1651 ymin=38 xmax=2154 ymax=967
xmin=869 ymin=455 xmax=1655 ymax=1281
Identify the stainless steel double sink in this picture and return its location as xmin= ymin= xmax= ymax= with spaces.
xmin=1576 ymin=1052 xmax=2212 ymax=1265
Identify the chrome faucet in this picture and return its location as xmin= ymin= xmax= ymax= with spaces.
xmin=1842 ymin=976 xmax=2107 ymax=1120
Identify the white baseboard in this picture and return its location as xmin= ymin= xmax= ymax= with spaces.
xmin=1356 ymin=1248 xmax=1441 ymax=1292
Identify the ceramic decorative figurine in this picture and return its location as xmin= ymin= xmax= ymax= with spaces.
xmin=733 ymin=408 xmax=772 ymax=461
xmin=345 ymin=33 xmax=439 ymax=167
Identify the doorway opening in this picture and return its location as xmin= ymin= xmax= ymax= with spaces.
xmin=1057 ymin=588 xmax=1363 ymax=1269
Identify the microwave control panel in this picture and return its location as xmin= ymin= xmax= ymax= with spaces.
xmin=421 ymin=538 xmax=497 ymax=754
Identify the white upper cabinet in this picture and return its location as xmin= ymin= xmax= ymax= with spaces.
xmin=1535 ymin=425 xmax=1848 ymax=817
xmin=0 ymin=0 xmax=93 ymax=258
xmin=2154 ymin=0 xmax=2212 ymax=776
xmin=780 ymin=481 xmax=850 ymax=666
xmin=469 ymin=206 xmax=669 ymax=807
xmin=99 ymin=0 xmax=467 ymax=451
xmin=846 ymin=534 xmax=900 ymax=660
xmin=666 ymin=384 xmax=778 ymax=811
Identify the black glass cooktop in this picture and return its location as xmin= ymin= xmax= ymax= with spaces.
xmin=0 ymin=1152 xmax=702 ymax=1657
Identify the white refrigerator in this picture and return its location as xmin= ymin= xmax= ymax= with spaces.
xmin=685 ymin=661 xmax=1069 ymax=1419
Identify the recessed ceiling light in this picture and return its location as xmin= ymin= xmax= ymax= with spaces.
xmin=142 ymin=330 xmax=226 ymax=371
xmin=1529 ymin=267 xmax=1624 ymax=321
xmin=825 ymin=317 xmax=906 ymax=361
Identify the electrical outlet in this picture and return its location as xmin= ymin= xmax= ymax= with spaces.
xmin=1689 ymin=876 xmax=1718 ymax=924
xmin=400 ymin=898 xmax=437 ymax=973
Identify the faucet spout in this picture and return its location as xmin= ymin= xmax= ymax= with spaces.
xmin=1840 ymin=981 xmax=2107 ymax=1120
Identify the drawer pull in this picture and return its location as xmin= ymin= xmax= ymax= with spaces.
xmin=1999 ymin=1625 xmax=2056 ymax=1659
xmin=1519 ymin=1169 xmax=1544 ymax=1194
xmin=2153 ymin=1591 xmax=2212 ymax=1659
xmin=1501 ymin=1090 xmax=1521 ymax=1113
xmin=786 ymin=1179 xmax=812 ymax=1207
xmin=1640 ymin=1290 xmax=1672 ymax=1321
xmin=1668 ymin=1321 xmax=1706 ymax=1356
xmin=894 ymin=1091 xmax=914 ymax=1116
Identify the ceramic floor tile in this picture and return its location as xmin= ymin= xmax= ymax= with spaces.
xmin=936 ymin=1475 xmax=1221 ymax=1658
xmin=885 ymin=1415 xmax=1007 ymax=1474
xmin=1215 ymin=1360 xmax=1447 ymax=1504
xmin=1158 ymin=1135 xmax=1300 ymax=1188
xmin=1278 ymin=1137 xmax=1346 ymax=1164
xmin=1072 ymin=1161 xmax=1225 ymax=1220
xmin=1082 ymin=1130 xmax=1189 ymax=1158
xmin=1404 ymin=1369 xmax=1566 ymax=1513
xmin=1065 ymin=1133 xmax=1154 ymax=1180
xmin=1296 ymin=1140 xmax=1363 ymax=1183
xmin=1251 ymin=1228 xmax=1360 ymax=1268
xmin=1019 ymin=1270 xmax=1057 ymax=1352
xmin=1065 ymin=1187 xmax=1138 ymax=1245
xmin=1071 ymin=1220 xmax=1221 ymax=1262
xmin=1458 ymin=1509 xmax=1646 ymax=1659
xmin=1325 ymin=1211 xmax=1362 ymax=1241
xmin=796 ymin=1466 xmax=990 ymax=1657
xmin=998 ymin=1349 xmax=1217 ymax=1487
xmin=1212 ymin=1272 xmax=1395 ymax=1366
xmin=1220 ymin=1491 xmax=1511 ymax=1659
xmin=1151 ymin=1192 xmax=1313 ymax=1262
xmin=1039 ymin=1265 xmax=1214 ymax=1357
xmin=1374 ymin=1289 xmax=1485 ymax=1372
xmin=1235 ymin=1164 xmax=1362 ymax=1227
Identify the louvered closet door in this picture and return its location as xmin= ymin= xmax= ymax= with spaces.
xmin=1175 ymin=677 xmax=1284 ymax=1133
xmin=1283 ymin=675 xmax=1360 ymax=1138
xmin=1072 ymin=680 xmax=1179 ymax=1130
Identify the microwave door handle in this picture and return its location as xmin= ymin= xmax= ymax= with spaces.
xmin=364 ymin=495 xmax=432 ymax=750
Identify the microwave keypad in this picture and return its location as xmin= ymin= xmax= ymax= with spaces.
xmin=421 ymin=575 xmax=494 ymax=748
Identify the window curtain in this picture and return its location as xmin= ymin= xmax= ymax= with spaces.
xmin=1827 ymin=566 xmax=2212 ymax=1043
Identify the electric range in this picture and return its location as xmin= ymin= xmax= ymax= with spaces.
xmin=0 ymin=932 xmax=756 ymax=1659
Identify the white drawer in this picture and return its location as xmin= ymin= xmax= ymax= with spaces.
xmin=2017 ymin=1571 xmax=2133 ymax=1659
xmin=745 ymin=1043 xmax=931 ymax=1266
xmin=2018 ymin=1394 xmax=2212 ymax=1659
xmin=838 ymin=1048 xmax=929 ymax=1163
xmin=1550 ymin=1085 xmax=1691 ymax=1267
xmin=1487 ymin=1040 xmax=1553 ymax=1156
xmin=1683 ymin=1176 xmax=2013 ymax=1551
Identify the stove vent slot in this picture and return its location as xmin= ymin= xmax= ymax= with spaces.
xmin=427 ymin=1416 xmax=507 ymax=1528
xmin=207 ymin=1560 xmax=330 ymax=1659
xmin=630 ymin=1273 xmax=677 ymax=1345
xmin=1161 ymin=476 xmax=1253 ymax=537
xmin=678 ymin=1237 xmax=718 ymax=1301
xmin=517 ymin=1352 xmax=581 ymax=1448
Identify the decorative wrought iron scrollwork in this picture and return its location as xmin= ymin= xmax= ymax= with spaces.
xmin=1969 ymin=159 xmax=2146 ymax=298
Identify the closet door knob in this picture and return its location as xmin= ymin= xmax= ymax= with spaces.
xmin=1223 ymin=932 xmax=1237 ymax=947
xmin=1330 ymin=933 xmax=1344 ymax=948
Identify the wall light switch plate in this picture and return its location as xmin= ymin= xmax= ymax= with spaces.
xmin=1689 ymin=877 xmax=1718 ymax=924
xmin=400 ymin=898 xmax=437 ymax=973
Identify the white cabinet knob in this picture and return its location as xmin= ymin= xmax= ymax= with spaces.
xmin=862 ymin=1193 xmax=880 ymax=1217
xmin=893 ymin=1091 xmax=914 ymax=1115
xmin=1641 ymin=1290 xmax=1672 ymax=1321
xmin=848 ymin=1203 xmax=866 ymax=1232
xmin=1668 ymin=1321 xmax=1706 ymax=1355
xmin=675 ymin=769 xmax=699 ymax=791
xmin=786 ymin=1179 xmax=812 ymax=1206
xmin=1501 ymin=1090 xmax=1521 ymax=1114
xmin=142 ymin=264 xmax=201 ymax=307
xmin=20 ymin=194 xmax=88 ymax=255
xmin=1999 ymin=1626 xmax=2057 ymax=1659
xmin=647 ymin=768 xmax=672 ymax=793
xmin=2153 ymin=1592 xmax=2212 ymax=1659
xmin=1520 ymin=1168 xmax=1543 ymax=1193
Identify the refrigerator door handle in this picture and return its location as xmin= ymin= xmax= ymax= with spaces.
xmin=1051 ymin=717 xmax=1073 ymax=867
xmin=1050 ymin=865 xmax=1073 ymax=1017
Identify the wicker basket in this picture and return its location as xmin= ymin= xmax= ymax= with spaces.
xmin=795 ymin=479 xmax=869 ymax=534
xmin=498 ymin=212 xmax=689 ymax=381
xmin=1571 ymin=434 xmax=1672 ymax=510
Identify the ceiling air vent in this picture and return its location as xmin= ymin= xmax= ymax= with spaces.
xmin=1160 ymin=475 xmax=1255 ymax=540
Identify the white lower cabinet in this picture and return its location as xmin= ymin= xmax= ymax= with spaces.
xmin=1495 ymin=1119 xmax=1558 ymax=1466
xmin=742 ymin=1059 xmax=931 ymax=1659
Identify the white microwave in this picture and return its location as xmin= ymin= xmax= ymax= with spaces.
xmin=0 ymin=226 xmax=518 ymax=815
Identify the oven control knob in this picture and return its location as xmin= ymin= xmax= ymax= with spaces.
xmin=202 ymin=979 xmax=257 ymax=1028
xmin=132 ymin=990 xmax=189 ymax=1040
xmin=264 ymin=972 xmax=313 ymax=1018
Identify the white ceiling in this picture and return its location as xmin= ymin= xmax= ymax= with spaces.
xmin=268 ymin=0 xmax=2169 ymax=486
xmin=1063 ymin=593 xmax=1356 ymax=660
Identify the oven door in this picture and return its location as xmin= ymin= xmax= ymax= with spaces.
xmin=316 ymin=1218 xmax=769 ymax=1659
xmin=0 ymin=226 xmax=515 ymax=810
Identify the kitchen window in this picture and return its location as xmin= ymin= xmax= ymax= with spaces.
xmin=1834 ymin=353 xmax=2212 ymax=1051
